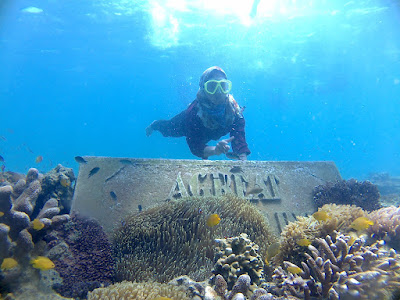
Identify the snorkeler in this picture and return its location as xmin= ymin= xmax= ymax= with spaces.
xmin=146 ymin=66 xmax=250 ymax=160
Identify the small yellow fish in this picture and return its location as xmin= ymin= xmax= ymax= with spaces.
xmin=1 ymin=258 xmax=18 ymax=270
xmin=348 ymin=232 xmax=358 ymax=246
xmin=0 ymin=211 xmax=4 ymax=217
xmin=245 ymin=186 xmax=263 ymax=196
xmin=60 ymin=178 xmax=70 ymax=187
xmin=312 ymin=211 xmax=331 ymax=222
xmin=32 ymin=219 xmax=45 ymax=230
xmin=267 ymin=242 xmax=280 ymax=259
xmin=297 ymin=238 xmax=311 ymax=247
xmin=350 ymin=217 xmax=374 ymax=231
xmin=35 ymin=155 xmax=43 ymax=163
xmin=154 ymin=297 xmax=173 ymax=300
xmin=287 ymin=266 xmax=302 ymax=274
xmin=264 ymin=257 xmax=269 ymax=266
xmin=206 ymin=214 xmax=221 ymax=227
xmin=30 ymin=256 xmax=55 ymax=270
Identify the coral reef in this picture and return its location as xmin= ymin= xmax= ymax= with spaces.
xmin=113 ymin=195 xmax=276 ymax=283
xmin=33 ymin=164 xmax=75 ymax=215
xmin=368 ymin=205 xmax=400 ymax=251
xmin=0 ymin=267 xmax=73 ymax=300
xmin=313 ymin=179 xmax=381 ymax=211
xmin=169 ymin=275 xmax=207 ymax=300
xmin=0 ymin=168 xmax=71 ymax=257
xmin=87 ymin=281 xmax=190 ymax=300
xmin=212 ymin=233 xmax=266 ymax=290
xmin=273 ymin=204 xmax=366 ymax=266
xmin=169 ymin=274 xmax=275 ymax=300
xmin=271 ymin=231 xmax=400 ymax=300
xmin=0 ymin=167 xmax=72 ymax=295
xmin=44 ymin=213 xmax=115 ymax=299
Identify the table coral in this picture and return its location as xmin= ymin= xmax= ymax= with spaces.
xmin=271 ymin=231 xmax=400 ymax=300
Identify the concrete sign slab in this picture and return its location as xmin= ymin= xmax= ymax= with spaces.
xmin=71 ymin=157 xmax=342 ymax=236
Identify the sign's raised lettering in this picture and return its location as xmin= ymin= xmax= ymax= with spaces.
xmin=169 ymin=172 xmax=281 ymax=201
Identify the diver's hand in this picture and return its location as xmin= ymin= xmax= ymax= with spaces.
xmin=215 ymin=137 xmax=235 ymax=155
xmin=145 ymin=121 xmax=156 ymax=137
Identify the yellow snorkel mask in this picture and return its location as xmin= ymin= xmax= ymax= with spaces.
xmin=204 ymin=79 xmax=232 ymax=95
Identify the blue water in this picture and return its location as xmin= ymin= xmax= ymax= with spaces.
xmin=1 ymin=0 xmax=399 ymax=179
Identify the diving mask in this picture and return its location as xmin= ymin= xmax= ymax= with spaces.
xmin=204 ymin=79 xmax=232 ymax=95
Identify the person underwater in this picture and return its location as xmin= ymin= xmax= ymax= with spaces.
xmin=146 ymin=66 xmax=250 ymax=160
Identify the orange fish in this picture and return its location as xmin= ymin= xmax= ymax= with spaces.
xmin=206 ymin=214 xmax=221 ymax=227
xmin=35 ymin=155 xmax=43 ymax=163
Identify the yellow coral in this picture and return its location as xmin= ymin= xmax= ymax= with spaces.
xmin=87 ymin=281 xmax=189 ymax=300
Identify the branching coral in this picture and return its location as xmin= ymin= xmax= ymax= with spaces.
xmin=87 ymin=281 xmax=190 ymax=300
xmin=273 ymin=204 xmax=366 ymax=266
xmin=271 ymin=231 xmax=400 ymax=300
xmin=113 ymin=195 xmax=276 ymax=283
xmin=313 ymin=179 xmax=381 ymax=211
xmin=368 ymin=205 xmax=400 ymax=251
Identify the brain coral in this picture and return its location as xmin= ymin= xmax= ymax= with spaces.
xmin=113 ymin=195 xmax=276 ymax=283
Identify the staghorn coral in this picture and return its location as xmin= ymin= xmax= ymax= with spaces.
xmin=273 ymin=204 xmax=366 ymax=267
xmin=367 ymin=205 xmax=400 ymax=251
xmin=44 ymin=213 xmax=115 ymax=299
xmin=212 ymin=234 xmax=266 ymax=291
xmin=87 ymin=281 xmax=190 ymax=300
xmin=313 ymin=179 xmax=381 ymax=211
xmin=113 ymin=195 xmax=276 ymax=283
xmin=271 ymin=231 xmax=400 ymax=300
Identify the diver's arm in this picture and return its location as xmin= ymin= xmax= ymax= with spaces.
xmin=203 ymin=137 xmax=235 ymax=158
